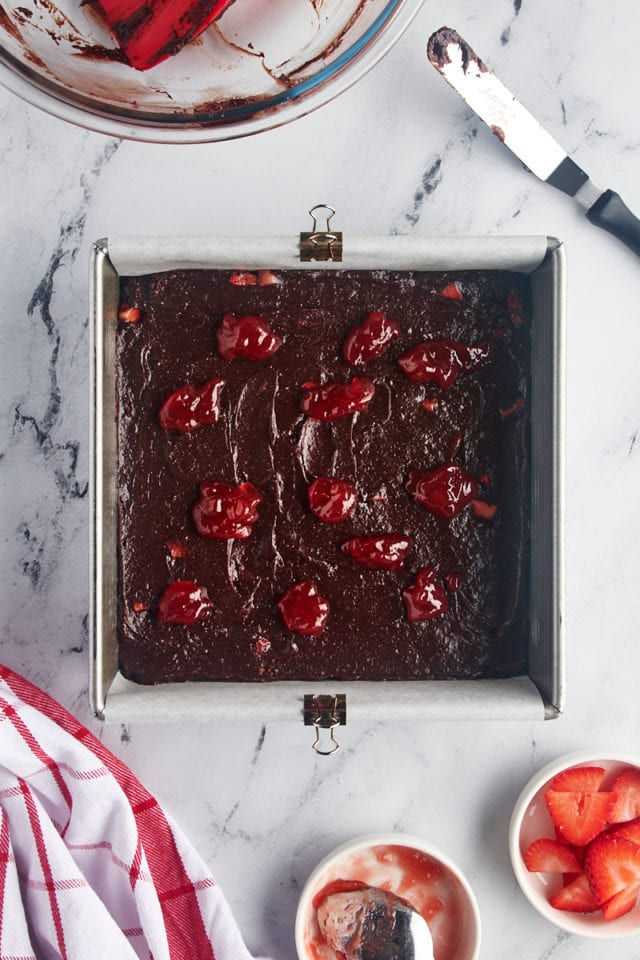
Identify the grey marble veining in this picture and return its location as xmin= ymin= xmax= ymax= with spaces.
xmin=3 ymin=0 xmax=640 ymax=957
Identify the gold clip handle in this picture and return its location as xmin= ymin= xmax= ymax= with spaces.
xmin=308 ymin=204 xmax=336 ymax=234
xmin=304 ymin=694 xmax=346 ymax=754
xmin=311 ymin=715 xmax=341 ymax=755
xmin=300 ymin=204 xmax=343 ymax=262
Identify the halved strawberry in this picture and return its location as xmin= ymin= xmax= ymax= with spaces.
xmin=601 ymin=882 xmax=640 ymax=921
xmin=585 ymin=835 xmax=640 ymax=904
xmin=95 ymin=0 xmax=237 ymax=71
xmin=549 ymin=873 xmax=599 ymax=913
xmin=545 ymin=790 xmax=615 ymax=846
xmin=608 ymin=817 xmax=640 ymax=845
xmin=548 ymin=766 xmax=606 ymax=793
xmin=608 ymin=768 xmax=640 ymax=823
xmin=524 ymin=838 xmax=581 ymax=874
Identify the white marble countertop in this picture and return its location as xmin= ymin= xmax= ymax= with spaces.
xmin=2 ymin=0 xmax=640 ymax=957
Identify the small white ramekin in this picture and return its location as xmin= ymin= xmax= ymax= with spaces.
xmin=509 ymin=749 xmax=640 ymax=939
xmin=295 ymin=832 xmax=481 ymax=960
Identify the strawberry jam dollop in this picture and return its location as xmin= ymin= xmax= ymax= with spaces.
xmin=402 ymin=567 xmax=448 ymax=622
xmin=277 ymin=580 xmax=329 ymax=637
xmin=193 ymin=481 xmax=262 ymax=539
xmin=342 ymin=311 xmax=401 ymax=365
xmin=157 ymin=581 xmax=212 ymax=625
xmin=341 ymin=534 xmax=412 ymax=571
xmin=158 ymin=377 xmax=225 ymax=432
xmin=397 ymin=338 xmax=493 ymax=389
xmin=308 ymin=477 xmax=358 ymax=523
xmin=300 ymin=377 xmax=375 ymax=421
xmin=406 ymin=463 xmax=479 ymax=519
xmin=216 ymin=313 xmax=282 ymax=361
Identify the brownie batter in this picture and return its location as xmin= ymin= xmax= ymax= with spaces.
xmin=116 ymin=268 xmax=530 ymax=683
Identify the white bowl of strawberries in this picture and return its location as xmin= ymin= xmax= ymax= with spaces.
xmin=509 ymin=751 xmax=640 ymax=938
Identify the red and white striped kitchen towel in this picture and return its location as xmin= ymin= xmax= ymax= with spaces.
xmin=0 ymin=664 xmax=261 ymax=960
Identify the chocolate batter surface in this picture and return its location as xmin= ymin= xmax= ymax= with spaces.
xmin=116 ymin=268 xmax=530 ymax=683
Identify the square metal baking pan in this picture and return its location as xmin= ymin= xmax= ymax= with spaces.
xmin=90 ymin=230 xmax=564 ymax=724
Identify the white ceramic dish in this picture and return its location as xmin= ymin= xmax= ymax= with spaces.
xmin=295 ymin=833 xmax=481 ymax=960
xmin=509 ymin=749 xmax=640 ymax=939
xmin=0 ymin=0 xmax=425 ymax=141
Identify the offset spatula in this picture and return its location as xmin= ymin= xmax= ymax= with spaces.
xmin=427 ymin=27 xmax=640 ymax=258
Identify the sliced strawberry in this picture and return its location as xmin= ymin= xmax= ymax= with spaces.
xmin=253 ymin=637 xmax=271 ymax=655
xmin=545 ymin=790 xmax=615 ymax=846
xmin=609 ymin=817 xmax=640 ymax=845
xmin=549 ymin=873 xmax=599 ymax=913
xmin=470 ymin=499 xmax=497 ymax=521
xmin=118 ymin=304 xmax=141 ymax=323
xmin=94 ymin=0 xmax=236 ymax=71
xmin=508 ymin=291 xmax=524 ymax=314
xmin=257 ymin=270 xmax=282 ymax=286
xmin=551 ymin=829 xmax=586 ymax=881
xmin=166 ymin=540 xmax=188 ymax=559
xmin=439 ymin=281 xmax=463 ymax=301
xmin=229 ymin=271 xmax=258 ymax=285
xmin=524 ymin=838 xmax=581 ymax=874
xmin=553 ymin=827 xmax=586 ymax=868
xmin=585 ymin=835 xmax=640 ymax=903
xmin=444 ymin=572 xmax=463 ymax=592
xmin=601 ymin=882 xmax=640 ymax=921
xmin=499 ymin=395 xmax=525 ymax=419
xmin=548 ymin=765 xmax=606 ymax=793
xmin=608 ymin=768 xmax=640 ymax=823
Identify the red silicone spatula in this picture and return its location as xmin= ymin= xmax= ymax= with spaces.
xmin=94 ymin=0 xmax=236 ymax=70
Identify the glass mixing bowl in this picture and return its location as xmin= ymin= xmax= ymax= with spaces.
xmin=0 ymin=0 xmax=425 ymax=142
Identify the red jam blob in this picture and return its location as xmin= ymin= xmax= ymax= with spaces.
xmin=342 ymin=311 xmax=401 ymax=365
xmin=300 ymin=377 xmax=375 ymax=421
xmin=157 ymin=581 xmax=212 ymax=625
xmin=397 ymin=338 xmax=493 ymax=389
xmin=158 ymin=377 xmax=225 ymax=432
xmin=406 ymin=464 xmax=479 ymax=519
xmin=216 ymin=313 xmax=282 ymax=361
xmin=341 ymin=534 xmax=412 ymax=571
xmin=277 ymin=580 xmax=329 ymax=637
xmin=193 ymin=481 xmax=262 ymax=539
xmin=402 ymin=568 xmax=448 ymax=622
xmin=308 ymin=477 xmax=358 ymax=523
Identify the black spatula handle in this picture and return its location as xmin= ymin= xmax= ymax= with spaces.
xmin=586 ymin=190 xmax=640 ymax=258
